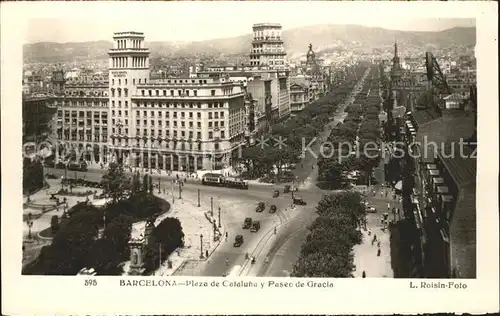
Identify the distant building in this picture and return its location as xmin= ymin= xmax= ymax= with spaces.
xmin=250 ymin=23 xmax=286 ymax=70
xmin=289 ymin=78 xmax=309 ymax=114
xmin=22 ymin=95 xmax=57 ymax=143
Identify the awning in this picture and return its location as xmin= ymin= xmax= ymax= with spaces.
xmin=395 ymin=180 xmax=403 ymax=190
xmin=441 ymin=195 xmax=454 ymax=203
xmin=437 ymin=186 xmax=449 ymax=194
xmin=433 ymin=177 xmax=444 ymax=183
xmin=429 ymin=169 xmax=440 ymax=176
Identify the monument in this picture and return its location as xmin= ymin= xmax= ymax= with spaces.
xmin=128 ymin=236 xmax=146 ymax=275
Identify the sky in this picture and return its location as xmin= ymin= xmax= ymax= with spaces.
xmin=14 ymin=2 xmax=476 ymax=44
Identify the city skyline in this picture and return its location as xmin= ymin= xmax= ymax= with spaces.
xmin=16 ymin=2 xmax=475 ymax=44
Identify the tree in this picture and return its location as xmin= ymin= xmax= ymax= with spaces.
xmin=153 ymin=217 xmax=185 ymax=255
xmin=101 ymin=163 xmax=127 ymax=203
xmin=142 ymin=174 xmax=149 ymax=193
xmin=131 ymin=171 xmax=141 ymax=195
xmin=103 ymin=214 xmax=133 ymax=260
xmin=50 ymin=215 xmax=60 ymax=234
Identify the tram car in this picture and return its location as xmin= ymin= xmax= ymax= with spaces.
xmin=201 ymin=174 xmax=248 ymax=190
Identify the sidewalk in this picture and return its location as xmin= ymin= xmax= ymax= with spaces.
xmin=121 ymin=190 xmax=224 ymax=276
xmin=352 ymin=185 xmax=402 ymax=278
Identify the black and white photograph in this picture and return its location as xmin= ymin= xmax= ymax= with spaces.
xmin=2 ymin=1 xmax=498 ymax=315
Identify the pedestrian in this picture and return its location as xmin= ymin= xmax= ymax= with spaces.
xmin=377 ymin=240 xmax=381 ymax=248
xmin=205 ymin=250 xmax=209 ymax=258
xmin=362 ymin=271 xmax=366 ymax=278
xmin=377 ymin=248 xmax=381 ymax=257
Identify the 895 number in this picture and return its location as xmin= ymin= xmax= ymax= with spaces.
xmin=85 ymin=279 xmax=97 ymax=286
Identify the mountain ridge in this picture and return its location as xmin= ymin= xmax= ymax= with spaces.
xmin=23 ymin=25 xmax=476 ymax=63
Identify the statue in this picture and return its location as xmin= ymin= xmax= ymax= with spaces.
xmin=132 ymin=252 xmax=138 ymax=265
xmin=309 ymin=43 xmax=312 ymax=50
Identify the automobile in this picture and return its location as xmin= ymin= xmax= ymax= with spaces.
xmin=283 ymin=185 xmax=291 ymax=193
xmin=250 ymin=221 xmax=260 ymax=232
xmin=272 ymin=190 xmax=279 ymax=198
xmin=45 ymin=173 xmax=57 ymax=179
xmin=233 ymin=235 xmax=244 ymax=247
xmin=256 ymin=202 xmax=265 ymax=212
xmin=269 ymin=205 xmax=277 ymax=214
xmin=242 ymin=217 xmax=252 ymax=229
xmin=365 ymin=205 xmax=377 ymax=213
xmin=293 ymin=196 xmax=306 ymax=205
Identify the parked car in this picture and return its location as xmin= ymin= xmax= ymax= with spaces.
xmin=365 ymin=205 xmax=377 ymax=213
xmin=250 ymin=221 xmax=260 ymax=232
xmin=293 ymin=196 xmax=306 ymax=205
xmin=256 ymin=202 xmax=265 ymax=212
xmin=45 ymin=173 xmax=57 ymax=179
xmin=273 ymin=190 xmax=279 ymax=198
xmin=234 ymin=235 xmax=244 ymax=247
xmin=242 ymin=217 xmax=252 ymax=229
xmin=283 ymin=185 xmax=291 ymax=193
xmin=269 ymin=205 xmax=277 ymax=214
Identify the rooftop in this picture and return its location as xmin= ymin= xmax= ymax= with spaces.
xmin=438 ymin=143 xmax=477 ymax=188
xmin=411 ymin=108 xmax=441 ymax=127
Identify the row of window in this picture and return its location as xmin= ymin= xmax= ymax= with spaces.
xmin=111 ymin=88 xmax=128 ymax=97
xmin=133 ymin=110 xmax=225 ymax=119
xmin=58 ymin=101 xmax=108 ymax=107
xmin=58 ymin=111 xmax=108 ymax=118
xmin=132 ymin=129 xmax=226 ymax=140
xmin=134 ymin=119 xmax=225 ymax=129
xmin=134 ymin=102 xmax=225 ymax=109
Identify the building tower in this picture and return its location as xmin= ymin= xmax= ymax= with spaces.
xmin=391 ymin=41 xmax=402 ymax=84
xmin=249 ymin=23 xmax=287 ymax=70
xmin=108 ymin=32 xmax=150 ymax=165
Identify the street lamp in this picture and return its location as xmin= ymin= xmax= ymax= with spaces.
xmin=210 ymin=197 xmax=214 ymax=217
xmin=27 ymin=212 xmax=34 ymax=239
xmin=200 ymin=234 xmax=204 ymax=259
xmin=218 ymin=207 xmax=221 ymax=228
xmin=158 ymin=177 xmax=161 ymax=194
xmin=197 ymin=189 xmax=201 ymax=207
xmin=178 ymin=182 xmax=182 ymax=199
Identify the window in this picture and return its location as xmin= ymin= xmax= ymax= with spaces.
xmin=118 ymin=79 xmax=121 ymax=85
xmin=125 ymin=101 xmax=128 ymax=107
xmin=181 ymin=112 xmax=185 ymax=118
xmin=208 ymin=131 xmax=213 ymax=139
xmin=221 ymin=121 xmax=225 ymax=127
xmin=149 ymin=90 xmax=152 ymax=96
xmin=220 ymin=111 xmax=224 ymax=118
xmin=163 ymin=90 xmax=166 ymax=96
xmin=189 ymin=112 xmax=193 ymax=118
xmin=186 ymin=90 xmax=190 ymax=96
xmin=133 ymin=79 xmax=135 ymax=85
xmin=170 ymin=90 xmax=174 ymax=96
xmin=173 ymin=112 xmax=177 ymax=119
xmin=125 ymin=79 xmax=127 ymax=85
xmin=112 ymin=79 xmax=115 ymax=85
xmin=209 ymin=122 xmax=213 ymax=128
xmin=142 ymin=90 xmax=145 ymax=96
xmin=181 ymin=122 xmax=185 ymax=128
xmin=112 ymin=101 xmax=115 ymax=107
xmin=136 ymin=120 xmax=140 ymax=126
xmin=197 ymin=112 xmax=201 ymax=119
xmin=197 ymin=132 xmax=201 ymax=139
xmin=208 ymin=113 xmax=213 ymax=119
xmin=211 ymin=90 xmax=215 ymax=96
xmin=189 ymin=131 xmax=193 ymax=138
xmin=189 ymin=122 xmax=193 ymax=128
xmin=221 ymin=131 xmax=225 ymax=138
xmin=194 ymin=90 xmax=197 ymax=96
xmin=197 ymin=122 xmax=201 ymax=128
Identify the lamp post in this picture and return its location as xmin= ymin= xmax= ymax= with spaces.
xmin=200 ymin=234 xmax=204 ymax=259
xmin=218 ymin=207 xmax=221 ymax=228
xmin=27 ymin=212 xmax=34 ymax=239
xmin=158 ymin=177 xmax=161 ymax=194
xmin=210 ymin=197 xmax=214 ymax=217
xmin=171 ymin=180 xmax=175 ymax=204
xmin=197 ymin=189 xmax=200 ymax=207
xmin=178 ymin=182 xmax=182 ymax=199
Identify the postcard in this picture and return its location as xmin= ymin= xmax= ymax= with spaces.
xmin=1 ymin=1 xmax=498 ymax=315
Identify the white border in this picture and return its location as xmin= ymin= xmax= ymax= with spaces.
xmin=1 ymin=1 xmax=498 ymax=315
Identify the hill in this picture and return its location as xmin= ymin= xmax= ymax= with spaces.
xmin=23 ymin=25 xmax=476 ymax=63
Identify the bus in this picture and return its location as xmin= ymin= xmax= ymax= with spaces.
xmin=201 ymin=173 xmax=225 ymax=186
xmin=224 ymin=177 xmax=248 ymax=190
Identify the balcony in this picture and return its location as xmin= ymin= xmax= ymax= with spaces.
xmin=131 ymin=92 xmax=244 ymax=101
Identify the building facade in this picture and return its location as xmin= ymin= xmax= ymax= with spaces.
xmin=53 ymin=77 xmax=110 ymax=165
xmin=250 ymin=23 xmax=286 ymax=70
